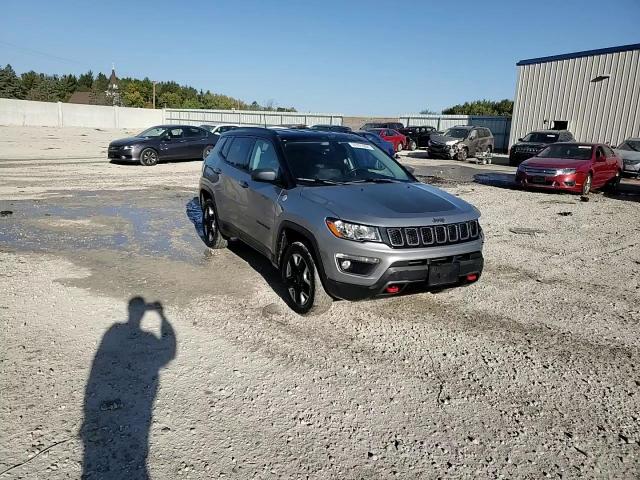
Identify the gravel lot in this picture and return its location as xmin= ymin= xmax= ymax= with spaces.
xmin=1 ymin=126 xmax=639 ymax=479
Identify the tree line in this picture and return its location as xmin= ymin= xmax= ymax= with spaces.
xmin=0 ymin=64 xmax=296 ymax=112
xmin=421 ymin=99 xmax=513 ymax=116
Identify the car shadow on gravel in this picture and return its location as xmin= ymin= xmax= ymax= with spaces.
xmin=186 ymin=197 xmax=291 ymax=305
xmin=80 ymin=297 xmax=176 ymax=478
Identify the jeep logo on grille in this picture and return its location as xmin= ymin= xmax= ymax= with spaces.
xmin=432 ymin=217 xmax=445 ymax=223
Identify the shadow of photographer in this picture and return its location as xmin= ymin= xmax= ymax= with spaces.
xmin=80 ymin=297 xmax=176 ymax=479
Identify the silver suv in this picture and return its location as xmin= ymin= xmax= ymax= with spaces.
xmin=199 ymin=128 xmax=484 ymax=315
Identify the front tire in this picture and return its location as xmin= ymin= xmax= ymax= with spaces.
xmin=139 ymin=148 xmax=159 ymax=166
xmin=408 ymin=139 xmax=417 ymax=151
xmin=201 ymin=198 xmax=227 ymax=249
xmin=281 ymin=241 xmax=332 ymax=316
xmin=581 ymin=172 xmax=593 ymax=196
xmin=456 ymin=147 xmax=468 ymax=161
xmin=396 ymin=142 xmax=403 ymax=153
xmin=606 ymin=170 xmax=621 ymax=192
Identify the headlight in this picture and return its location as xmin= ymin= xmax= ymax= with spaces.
xmin=122 ymin=145 xmax=133 ymax=150
xmin=326 ymin=219 xmax=381 ymax=242
xmin=556 ymin=168 xmax=576 ymax=175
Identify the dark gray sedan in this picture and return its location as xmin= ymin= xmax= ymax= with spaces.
xmin=615 ymin=138 xmax=640 ymax=177
xmin=108 ymin=125 xmax=217 ymax=166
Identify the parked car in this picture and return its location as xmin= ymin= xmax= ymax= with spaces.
xmin=398 ymin=126 xmax=438 ymax=151
xmin=199 ymin=128 xmax=484 ymax=315
xmin=361 ymin=121 xmax=404 ymax=131
xmin=310 ymin=124 xmax=352 ymax=133
xmin=509 ymin=130 xmax=575 ymax=166
xmin=614 ymin=138 xmax=640 ymax=177
xmin=200 ymin=124 xmax=241 ymax=136
xmin=428 ymin=126 xmax=494 ymax=161
xmin=352 ymin=130 xmax=396 ymax=157
xmin=515 ymin=143 xmax=622 ymax=195
xmin=108 ymin=125 xmax=216 ymax=166
xmin=366 ymin=128 xmax=408 ymax=153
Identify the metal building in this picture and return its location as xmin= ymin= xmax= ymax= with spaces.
xmin=510 ymin=43 xmax=640 ymax=147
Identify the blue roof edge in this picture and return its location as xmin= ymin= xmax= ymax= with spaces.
xmin=517 ymin=43 xmax=640 ymax=66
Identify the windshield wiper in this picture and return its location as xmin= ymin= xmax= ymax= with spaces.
xmin=295 ymin=177 xmax=344 ymax=185
xmin=345 ymin=178 xmax=401 ymax=184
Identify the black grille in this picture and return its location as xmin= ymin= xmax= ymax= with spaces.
xmin=385 ymin=220 xmax=480 ymax=249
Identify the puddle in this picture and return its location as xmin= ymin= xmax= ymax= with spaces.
xmin=474 ymin=172 xmax=518 ymax=188
xmin=0 ymin=189 xmax=208 ymax=264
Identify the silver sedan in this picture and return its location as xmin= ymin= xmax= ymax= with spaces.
xmin=615 ymin=138 xmax=640 ymax=177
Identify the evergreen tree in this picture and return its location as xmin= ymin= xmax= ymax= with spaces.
xmin=0 ymin=64 xmax=25 ymax=99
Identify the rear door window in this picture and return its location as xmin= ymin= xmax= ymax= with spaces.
xmin=185 ymin=127 xmax=205 ymax=139
xmin=225 ymin=137 xmax=254 ymax=169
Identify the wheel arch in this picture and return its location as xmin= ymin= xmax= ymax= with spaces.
xmin=275 ymin=221 xmax=327 ymax=284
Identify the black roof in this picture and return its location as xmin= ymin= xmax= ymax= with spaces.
xmin=517 ymin=43 xmax=640 ymax=66
xmin=228 ymin=127 xmax=363 ymax=142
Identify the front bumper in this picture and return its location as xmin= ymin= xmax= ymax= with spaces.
xmin=107 ymin=146 xmax=140 ymax=162
xmin=515 ymin=170 xmax=583 ymax=193
xmin=428 ymin=145 xmax=456 ymax=159
xmin=623 ymin=161 xmax=640 ymax=175
xmin=324 ymin=251 xmax=483 ymax=300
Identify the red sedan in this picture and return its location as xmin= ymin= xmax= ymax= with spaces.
xmin=515 ymin=143 xmax=622 ymax=195
xmin=367 ymin=128 xmax=407 ymax=153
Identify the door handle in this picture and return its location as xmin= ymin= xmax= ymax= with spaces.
xmin=238 ymin=181 xmax=249 ymax=188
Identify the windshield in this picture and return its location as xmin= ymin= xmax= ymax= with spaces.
xmin=137 ymin=126 xmax=167 ymax=138
xmin=522 ymin=132 xmax=559 ymax=143
xmin=617 ymin=140 xmax=640 ymax=152
xmin=538 ymin=144 xmax=593 ymax=160
xmin=443 ymin=128 xmax=469 ymax=139
xmin=284 ymin=140 xmax=412 ymax=185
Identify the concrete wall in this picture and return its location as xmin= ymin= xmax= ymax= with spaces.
xmin=164 ymin=108 xmax=343 ymax=127
xmin=0 ymin=98 xmax=163 ymax=128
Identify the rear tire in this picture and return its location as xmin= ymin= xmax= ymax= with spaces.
xmin=408 ymin=139 xmax=417 ymax=151
xmin=396 ymin=142 xmax=403 ymax=153
xmin=581 ymin=172 xmax=592 ymax=196
xmin=281 ymin=241 xmax=332 ymax=316
xmin=201 ymin=198 xmax=227 ymax=249
xmin=202 ymin=145 xmax=214 ymax=160
xmin=139 ymin=148 xmax=159 ymax=166
xmin=606 ymin=170 xmax=621 ymax=192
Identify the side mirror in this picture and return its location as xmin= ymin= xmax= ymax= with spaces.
xmin=251 ymin=169 xmax=277 ymax=182
xmin=518 ymin=138 xmax=523 ymax=142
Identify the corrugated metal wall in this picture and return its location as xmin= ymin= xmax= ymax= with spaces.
xmin=510 ymin=48 xmax=640 ymax=147
xmin=164 ymin=108 xmax=343 ymax=127
xmin=400 ymin=115 xmax=512 ymax=151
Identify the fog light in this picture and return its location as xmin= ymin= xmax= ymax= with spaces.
xmin=340 ymin=260 xmax=352 ymax=270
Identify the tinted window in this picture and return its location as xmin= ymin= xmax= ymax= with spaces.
xmin=225 ymin=137 xmax=254 ymax=168
xmin=523 ymin=132 xmax=559 ymax=143
xmin=249 ymin=139 xmax=280 ymax=174
xmin=617 ymin=140 xmax=640 ymax=152
xmin=443 ymin=128 xmax=469 ymax=139
xmin=220 ymin=137 xmax=232 ymax=158
xmin=603 ymin=146 xmax=615 ymax=157
xmin=483 ymin=129 xmax=492 ymax=138
xmin=184 ymin=127 xmax=204 ymax=138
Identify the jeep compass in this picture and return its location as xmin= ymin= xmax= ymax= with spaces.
xmin=199 ymin=128 xmax=484 ymax=315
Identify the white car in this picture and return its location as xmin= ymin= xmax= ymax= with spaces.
xmin=199 ymin=124 xmax=241 ymax=136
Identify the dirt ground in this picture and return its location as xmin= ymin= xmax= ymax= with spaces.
xmin=0 ymin=126 xmax=639 ymax=479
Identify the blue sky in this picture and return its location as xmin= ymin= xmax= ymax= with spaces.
xmin=2 ymin=0 xmax=639 ymax=115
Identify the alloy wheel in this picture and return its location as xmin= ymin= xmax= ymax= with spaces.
xmin=203 ymin=205 xmax=216 ymax=244
xmin=141 ymin=149 xmax=158 ymax=166
xmin=582 ymin=174 xmax=592 ymax=195
xmin=285 ymin=253 xmax=312 ymax=307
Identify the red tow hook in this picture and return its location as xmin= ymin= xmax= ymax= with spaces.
xmin=466 ymin=273 xmax=478 ymax=282
xmin=385 ymin=284 xmax=401 ymax=294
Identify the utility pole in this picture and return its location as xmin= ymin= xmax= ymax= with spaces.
xmin=152 ymin=81 xmax=157 ymax=109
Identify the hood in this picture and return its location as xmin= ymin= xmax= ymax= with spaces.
xmin=430 ymin=134 xmax=462 ymax=146
xmin=109 ymin=136 xmax=149 ymax=147
xmin=300 ymin=182 xmax=478 ymax=227
xmin=513 ymin=141 xmax=549 ymax=150
xmin=614 ymin=149 xmax=640 ymax=161
xmin=522 ymin=157 xmax=590 ymax=169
